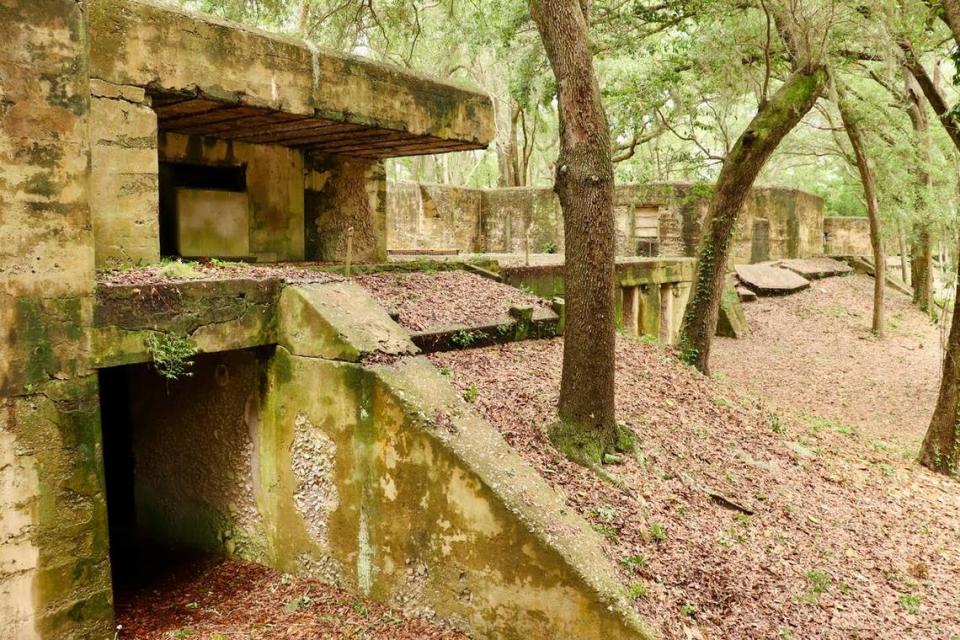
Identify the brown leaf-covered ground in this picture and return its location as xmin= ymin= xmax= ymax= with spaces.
xmin=713 ymin=274 xmax=943 ymax=456
xmin=430 ymin=337 xmax=960 ymax=639
xmin=354 ymin=270 xmax=551 ymax=331
xmin=116 ymin=558 xmax=466 ymax=640
xmin=99 ymin=260 xmax=343 ymax=286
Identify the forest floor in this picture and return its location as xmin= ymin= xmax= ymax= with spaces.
xmin=354 ymin=270 xmax=551 ymax=331
xmin=713 ymin=273 xmax=943 ymax=457
xmin=115 ymin=558 xmax=465 ymax=640
xmin=431 ymin=335 xmax=960 ymax=639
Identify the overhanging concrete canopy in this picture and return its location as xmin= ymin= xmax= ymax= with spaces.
xmin=89 ymin=0 xmax=494 ymax=158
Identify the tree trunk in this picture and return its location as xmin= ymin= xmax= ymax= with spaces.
xmin=906 ymin=69 xmax=934 ymax=312
xmin=678 ymin=67 xmax=828 ymax=373
xmin=530 ymin=0 xmax=618 ymax=464
xmin=919 ymin=257 xmax=960 ymax=474
xmin=838 ymin=94 xmax=885 ymax=337
xmin=897 ymin=223 xmax=911 ymax=285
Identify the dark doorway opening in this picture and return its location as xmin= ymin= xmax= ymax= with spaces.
xmin=98 ymin=350 xmax=265 ymax=598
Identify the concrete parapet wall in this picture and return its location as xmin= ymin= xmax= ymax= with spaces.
xmin=387 ymin=181 xmax=826 ymax=264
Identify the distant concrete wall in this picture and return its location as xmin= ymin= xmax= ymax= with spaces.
xmin=387 ymin=182 xmax=825 ymax=264
xmin=824 ymin=217 xmax=872 ymax=256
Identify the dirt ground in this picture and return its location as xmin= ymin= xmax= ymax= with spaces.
xmin=115 ymin=558 xmax=465 ymax=640
xmin=431 ymin=337 xmax=960 ymax=639
xmin=713 ymin=274 xmax=943 ymax=456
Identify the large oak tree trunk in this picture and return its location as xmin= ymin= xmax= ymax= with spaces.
xmin=919 ymin=257 xmax=960 ymax=474
xmin=678 ymin=67 xmax=828 ymax=373
xmin=838 ymin=95 xmax=885 ymax=337
xmin=901 ymin=37 xmax=960 ymax=474
xmin=530 ymin=0 xmax=618 ymax=464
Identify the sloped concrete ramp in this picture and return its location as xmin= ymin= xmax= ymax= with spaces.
xmin=735 ymin=263 xmax=811 ymax=296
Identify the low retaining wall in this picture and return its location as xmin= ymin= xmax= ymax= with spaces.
xmin=500 ymin=257 xmax=696 ymax=345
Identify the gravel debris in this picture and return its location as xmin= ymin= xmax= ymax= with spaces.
xmin=430 ymin=336 xmax=960 ymax=639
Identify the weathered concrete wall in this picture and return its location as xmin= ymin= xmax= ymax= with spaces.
xmin=88 ymin=0 xmax=493 ymax=146
xmin=387 ymin=181 xmax=827 ymax=264
xmin=160 ymin=133 xmax=306 ymax=261
xmin=502 ymin=258 xmax=696 ymax=345
xmin=306 ymin=156 xmax=387 ymax=263
xmin=824 ymin=217 xmax=873 ymax=256
xmin=90 ymin=81 xmax=160 ymax=268
xmin=0 ymin=4 xmax=115 ymax=639
xmin=388 ymin=183 xmax=483 ymax=252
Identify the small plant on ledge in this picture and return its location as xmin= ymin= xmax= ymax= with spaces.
xmin=145 ymin=333 xmax=198 ymax=380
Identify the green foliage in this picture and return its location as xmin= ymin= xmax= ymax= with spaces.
xmin=450 ymin=329 xmax=485 ymax=348
xmin=800 ymin=570 xmax=832 ymax=603
xmin=628 ymin=581 xmax=648 ymax=599
xmin=650 ymin=522 xmax=667 ymax=543
xmin=899 ymin=593 xmax=922 ymax=615
xmin=145 ymin=333 xmax=197 ymax=380
xmin=158 ymin=259 xmax=204 ymax=280
xmin=620 ymin=554 xmax=648 ymax=572
xmin=463 ymin=383 xmax=479 ymax=403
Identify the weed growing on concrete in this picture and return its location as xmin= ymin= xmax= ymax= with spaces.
xmin=145 ymin=333 xmax=197 ymax=380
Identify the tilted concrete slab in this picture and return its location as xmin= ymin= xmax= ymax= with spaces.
xmin=735 ymin=263 xmax=811 ymax=296
xmin=777 ymin=257 xmax=853 ymax=280
xmin=279 ymin=282 xmax=418 ymax=361
xmin=88 ymin=0 xmax=493 ymax=158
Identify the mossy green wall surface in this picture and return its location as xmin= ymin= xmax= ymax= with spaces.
xmin=0 ymin=2 xmax=114 ymax=638
xmin=257 ymin=349 xmax=652 ymax=639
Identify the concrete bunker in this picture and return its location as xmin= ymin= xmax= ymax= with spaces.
xmin=97 ymin=349 xmax=269 ymax=591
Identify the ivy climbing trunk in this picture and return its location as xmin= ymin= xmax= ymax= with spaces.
xmin=678 ymin=67 xmax=828 ymax=374
xmin=529 ymin=0 xmax=619 ymax=464
xmin=837 ymin=93 xmax=885 ymax=337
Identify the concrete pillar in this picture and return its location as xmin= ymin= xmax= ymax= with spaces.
xmin=659 ymin=283 xmax=675 ymax=344
xmin=306 ymin=156 xmax=387 ymax=263
xmin=620 ymin=286 xmax=640 ymax=335
xmin=90 ymin=80 xmax=160 ymax=268
xmin=1 ymin=4 xmax=114 ymax=639
xmin=637 ymin=284 xmax=661 ymax=339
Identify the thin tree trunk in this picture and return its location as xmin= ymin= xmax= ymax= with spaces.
xmin=530 ymin=0 xmax=619 ymax=464
xmin=838 ymin=93 xmax=885 ymax=337
xmin=897 ymin=222 xmax=910 ymax=284
xmin=906 ymin=69 xmax=934 ymax=312
xmin=679 ymin=67 xmax=828 ymax=373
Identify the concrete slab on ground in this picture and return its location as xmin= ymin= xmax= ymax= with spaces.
xmin=735 ymin=263 xmax=811 ymax=296
xmin=736 ymin=285 xmax=757 ymax=302
xmin=777 ymin=257 xmax=853 ymax=279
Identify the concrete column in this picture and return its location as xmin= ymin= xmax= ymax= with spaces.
xmin=637 ymin=284 xmax=661 ymax=339
xmin=1 ymin=4 xmax=114 ymax=639
xmin=659 ymin=283 xmax=675 ymax=344
xmin=620 ymin=286 xmax=640 ymax=335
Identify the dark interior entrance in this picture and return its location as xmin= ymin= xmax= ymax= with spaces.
xmin=98 ymin=350 xmax=263 ymax=594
